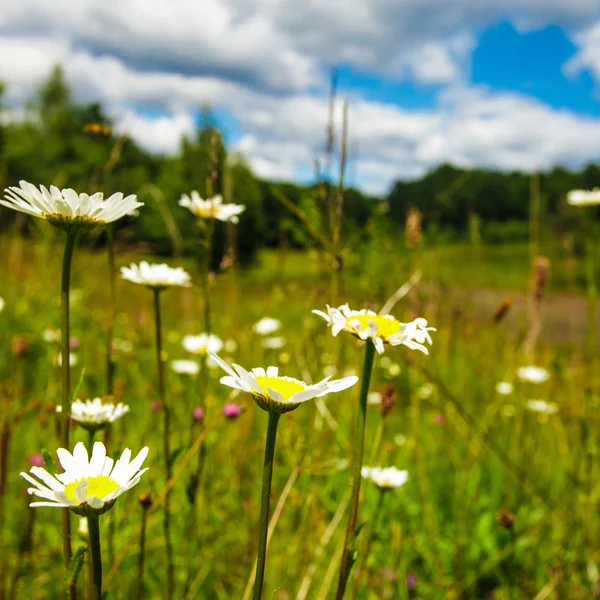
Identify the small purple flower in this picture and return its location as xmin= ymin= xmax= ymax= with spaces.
xmin=406 ymin=573 xmax=417 ymax=589
xmin=151 ymin=401 xmax=161 ymax=412
xmin=28 ymin=453 xmax=45 ymax=467
xmin=222 ymin=402 xmax=243 ymax=419
xmin=193 ymin=407 xmax=204 ymax=422
xmin=69 ymin=337 xmax=81 ymax=349
xmin=434 ymin=414 xmax=446 ymax=426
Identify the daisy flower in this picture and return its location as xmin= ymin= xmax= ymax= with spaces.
xmin=261 ymin=336 xmax=286 ymax=350
xmin=526 ymin=399 xmax=558 ymax=414
xmin=496 ymin=382 xmax=514 ymax=395
xmin=567 ymin=188 xmax=600 ymax=207
xmin=21 ymin=441 xmax=149 ymax=516
xmin=517 ymin=366 xmax=550 ymax=384
xmin=179 ymin=192 xmax=245 ymax=223
xmin=2 ymin=181 xmax=142 ymax=232
xmin=120 ymin=262 xmax=191 ymax=289
xmin=313 ymin=304 xmax=434 ymax=354
xmin=253 ymin=317 xmax=281 ymax=336
xmin=361 ymin=466 xmax=409 ymax=490
xmin=57 ymin=398 xmax=129 ymax=431
xmin=171 ymin=359 xmax=200 ymax=376
xmin=182 ymin=333 xmax=224 ymax=355
xmin=209 ymin=352 xmax=358 ymax=414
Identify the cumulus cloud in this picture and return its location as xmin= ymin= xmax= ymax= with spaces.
xmin=564 ymin=21 xmax=600 ymax=83
xmin=2 ymin=0 xmax=600 ymax=194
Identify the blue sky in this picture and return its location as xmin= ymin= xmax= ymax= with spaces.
xmin=2 ymin=0 xmax=600 ymax=194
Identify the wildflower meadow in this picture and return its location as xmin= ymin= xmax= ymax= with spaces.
xmin=0 ymin=66 xmax=599 ymax=600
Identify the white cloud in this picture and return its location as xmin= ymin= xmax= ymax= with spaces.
xmin=2 ymin=1 xmax=600 ymax=195
xmin=114 ymin=110 xmax=196 ymax=155
xmin=564 ymin=21 xmax=600 ymax=83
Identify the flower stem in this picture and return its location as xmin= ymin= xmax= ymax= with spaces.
xmin=152 ymin=289 xmax=174 ymax=598
xmin=61 ymin=231 xmax=78 ymax=600
xmin=87 ymin=515 xmax=102 ymax=600
xmin=137 ymin=504 xmax=150 ymax=600
xmin=353 ymin=488 xmax=386 ymax=597
xmin=336 ymin=341 xmax=376 ymax=600
xmin=105 ymin=224 xmax=117 ymax=395
xmin=253 ymin=411 xmax=281 ymax=600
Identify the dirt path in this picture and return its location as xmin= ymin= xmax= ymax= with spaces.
xmin=428 ymin=285 xmax=590 ymax=347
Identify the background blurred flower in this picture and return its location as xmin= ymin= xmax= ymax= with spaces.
xmin=179 ymin=192 xmax=245 ymax=223
xmin=517 ymin=366 xmax=550 ymax=384
xmin=361 ymin=466 xmax=409 ymax=490
xmin=496 ymin=381 xmax=514 ymax=395
xmin=121 ymin=262 xmax=191 ymax=289
xmin=526 ymin=399 xmax=558 ymax=414
xmin=171 ymin=359 xmax=200 ymax=376
xmin=222 ymin=402 xmax=244 ymax=419
xmin=183 ymin=333 xmax=223 ymax=355
xmin=261 ymin=336 xmax=285 ymax=349
xmin=253 ymin=317 xmax=281 ymax=336
xmin=567 ymin=188 xmax=600 ymax=206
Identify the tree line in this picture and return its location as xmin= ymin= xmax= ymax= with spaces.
xmin=1 ymin=65 xmax=598 ymax=265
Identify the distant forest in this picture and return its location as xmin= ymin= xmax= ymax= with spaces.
xmin=1 ymin=65 xmax=599 ymax=263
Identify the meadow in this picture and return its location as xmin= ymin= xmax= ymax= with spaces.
xmin=0 ymin=210 xmax=598 ymax=600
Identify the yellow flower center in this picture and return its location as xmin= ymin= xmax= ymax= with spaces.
xmin=64 ymin=476 xmax=119 ymax=503
xmin=197 ymin=206 xmax=218 ymax=219
xmin=347 ymin=315 xmax=400 ymax=339
xmin=254 ymin=376 xmax=306 ymax=401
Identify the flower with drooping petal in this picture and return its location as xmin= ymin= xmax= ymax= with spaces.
xmin=121 ymin=262 xmax=191 ymax=289
xmin=2 ymin=181 xmax=142 ymax=233
xmin=253 ymin=317 xmax=281 ymax=336
xmin=526 ymin=399 xmax=558 ymax=414
xmin=182 ymin=333 xmax=223 ymax=355
xmin=567 ymin=188 xmax=600 ymax=207
xmin=171 ymin=359 xmax=200 ymax=376
xmin=361 ymin=466 xmax=409 ymax=490
xmin=57 ymin=398 xmax=129 ymax=431
xmin=179 ymin=191 xmax=245 ymax=223
xmin=313 ymin=304 xmax=434 ymax=354
xmin=209 ymin=352 xmax=358 ymax=414
xmin=20 ymin=441 xmax=149 ymax=516
xmin=517 ymin=366 xmax=550 ymax=384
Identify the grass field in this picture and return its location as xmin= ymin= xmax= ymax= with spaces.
xmin=0 ymin=230 xmax=598 ymax=600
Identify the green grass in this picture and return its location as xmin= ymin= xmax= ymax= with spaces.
xmin=0 ymin=233 xmax=597 ymax=599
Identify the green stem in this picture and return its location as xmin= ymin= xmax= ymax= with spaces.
xmin=252 ymin=411 xmax=281 ymax=600
xmin=105 ymin=225 xmax=117 ymax=395
xmin=336 ymin=341 xmax=376 ymax=600
xmin=152 ymin=289 xmax=174 ymax=598
xmin=87 ymin=515 xmax=102 ymax=600
xmin=354 ymin=489 xmax=386 ymax=597
xmin=61 ymin=231 xmax=78 ymax=600
xmin=137 ymin=506 xmax=149 ymax=600
xmin=87 ymin=430 xmax=95 ymax=452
